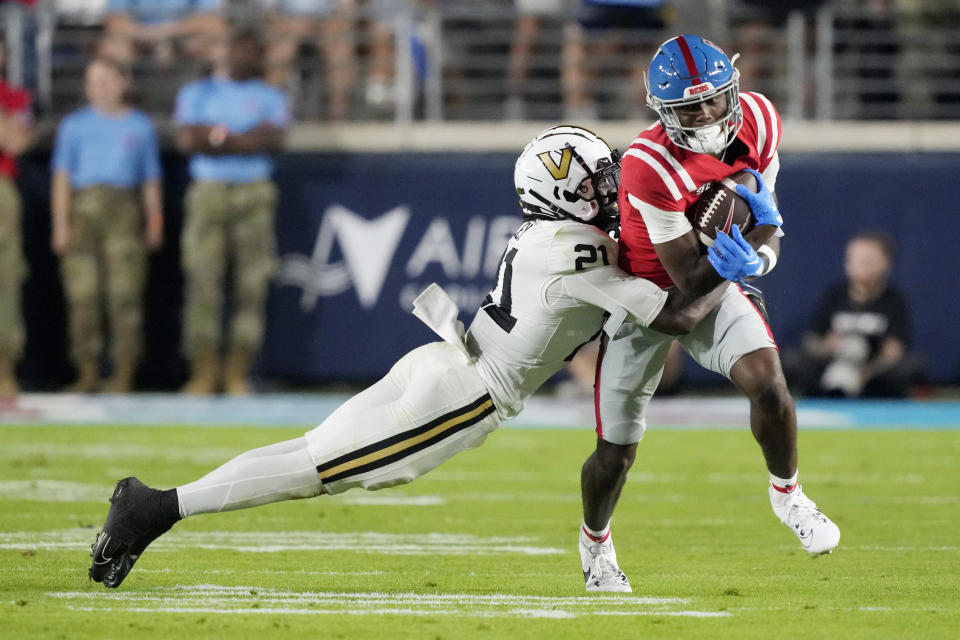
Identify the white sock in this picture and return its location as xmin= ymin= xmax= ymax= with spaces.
xmin=769 ymin=471 xmax=799 ymax=495
xmin=176 ymin=437 xmax=323 ymax=518
xmin=582 ymin=521 xmax=610 ymax=543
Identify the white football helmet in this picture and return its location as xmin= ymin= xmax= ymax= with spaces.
xmin=514 ymin=126 xmax=621 ymax=229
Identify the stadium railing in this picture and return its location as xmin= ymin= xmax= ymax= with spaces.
xmin=1 ymin=1 xmax=959 ymax=126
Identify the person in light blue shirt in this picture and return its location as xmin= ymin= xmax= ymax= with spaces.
xmin=50 ymin=57 xmax=164 ymax=393
xmin=107 ymin=0 xmax=222 ymax=25
xmin=261 ymin=0 xmax=356 ymax=121
xmin=102 ymin=0 xmax=225 ymax=70
xmin=51 ymin=107 xmax=161 ymax=192
xmin=174 ymin=28 xmax=289 ymax=396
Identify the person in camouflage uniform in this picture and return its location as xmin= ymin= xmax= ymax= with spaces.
xmin=0 ymin=176 xmax=27 ymax=398
xmin=51 ymin=58 xmax=163 ymax=393
xmin=174 ymin=29 xmax=289 ymax=395
xmin=0 ymin=39 xmax=33 ymax=398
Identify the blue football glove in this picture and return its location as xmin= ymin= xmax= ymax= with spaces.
xmin=707 ymin=224 xmax=764 ymax=281
xmin=735 ymin=168 xmax=782 ymax=228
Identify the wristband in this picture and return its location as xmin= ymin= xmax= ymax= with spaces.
xmin=757 ymin=244 xmax=778 ymax=275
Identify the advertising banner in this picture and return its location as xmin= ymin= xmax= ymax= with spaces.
xmin=261 ymin=153 xmax=523 ymax=380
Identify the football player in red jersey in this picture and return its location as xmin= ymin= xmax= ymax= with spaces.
xmin=577 ymin=35 xmax=840 ymax=591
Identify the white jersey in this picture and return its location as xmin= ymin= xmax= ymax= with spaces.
xmin=303 ymin=218 xmax=669 ymax=495
xmin=466 ymin=219 xmax=669 ymax=419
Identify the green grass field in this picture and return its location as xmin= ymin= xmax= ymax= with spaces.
xmin=2 ymin=423 xmax=958 ymax=639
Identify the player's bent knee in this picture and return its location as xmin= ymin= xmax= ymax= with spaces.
xmin=753 ymin=378 xmax=794 ymax=420
xmin=732 ymin=349 xmax=788 ymax=395
xmin=596 ymin=440 xmax=638 ymax=477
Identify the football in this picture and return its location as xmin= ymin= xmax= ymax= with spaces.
xmin=686 ymin=170 xmax=758 ymax=247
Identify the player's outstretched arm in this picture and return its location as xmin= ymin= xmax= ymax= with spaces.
xmin=654 ymin=232 xmax=729 ymax=298
xmin=650 ymin=282 xmax=728 ymax=335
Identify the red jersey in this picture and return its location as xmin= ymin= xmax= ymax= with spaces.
xmin=0 ymin=80 xmax=32 ymax=179
xmin=618 ymin=91 xmax=782 ymax=287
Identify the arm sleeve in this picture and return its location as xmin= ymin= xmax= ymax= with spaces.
xmin=174 ymin=84 xmax=200 ymax=125
xmin=50 ymin=118 xmax=75 ymax=174
xmin=740 ymin=91 xmax=782 ymax=167
xmin=140 ymin=118 xmax=162 ymax=182
xmin=560 ymin=266 xmax=668 ymax=328
xmin=266 ymin=89 xmax=291 ymax=127
xmin=762 ymin=151 xmax=785 ymax=238
xmin=627 ymin=193 xmax=692 ymax=244
xmin=620 ymin=150 xmax=691 ymax=244
xmin=762 ymin=151 xmax=780 ymax=191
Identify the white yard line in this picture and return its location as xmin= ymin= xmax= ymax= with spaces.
xmin=0 ymin=480 xmax=113 ymax=502
xmin=50 ymin=586 xmax=732 ymax=619
xmin=1 ymin=442 xmax=244 ymax=463
xmin=0 ymin=528 xmax=563 ymax=555
xmin=137 ymin=568 xmax=387 ymax=576
xmin=338 ymin=495 xmax=446 ymax=506
xmin=7 ymin=529 xmax=956 ymax=555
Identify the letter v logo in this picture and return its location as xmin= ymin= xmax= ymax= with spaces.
xmin=277 ymin=204 xmax=410 ymax=311
xmin=537 ymin=148 xmax=573 ymax=180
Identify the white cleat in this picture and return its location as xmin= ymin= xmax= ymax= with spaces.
xmin=769 ymin=484 xmax=840 ymax=554
xmin=579 ymin=526 xmax=632 ymax=593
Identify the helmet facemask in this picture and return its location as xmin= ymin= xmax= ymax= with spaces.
xmin=564 ymin=147 xmax=621 ymax=229
xmin=648 ymin=73 xmax=742 ymax=155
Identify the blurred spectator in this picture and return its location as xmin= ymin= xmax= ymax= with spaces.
xmin=504 ymin=0 xmax=570 ymax=120
xmin=895 ymin=0 xmax=960 ymax=119
xmin=174 ymin=29 xmax=289 ymax=395
xmin=833 ymin=0 xmax=900 ymax=118
xmin=362 ymin=0 xmax=404 ymax=116
xmin=0 ymin=38 xmax=32 ymax=398
xmin=562 ymin=0 xmax=670 ymax=120
xmin=730 ymin=0 xmax=826 ymax=111
xmin=2 ymin=0 xmax=39 ymax=94
xmin=782 ymin=232 xmax=926 ymax=398
xmin=922 ymin=2 xmax=960 ymax=114
xmin=435 ymin=0 xmax=512 ymax=120
xmin=100 ymin=0 xmax=226 ymax=70
xmin=260 ymin=0 xmax=356 ymax=121
xmin=50 ymin=57 xmax=163 ymax=393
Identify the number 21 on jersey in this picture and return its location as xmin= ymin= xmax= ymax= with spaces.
xmin=482 ymin=222 xmax=533 ymax=333
xmin=483 ymin=223 xmax=611 ymax=334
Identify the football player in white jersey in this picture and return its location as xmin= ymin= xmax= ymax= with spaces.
xmin=88 ymin=126 xmax=742 ymax=590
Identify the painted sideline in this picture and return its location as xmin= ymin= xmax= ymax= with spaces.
xmin=1 ymin=393 xmax=958 ymax=429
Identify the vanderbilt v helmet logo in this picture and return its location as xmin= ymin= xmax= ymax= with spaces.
xmin=537 ymin=148 xmax=573 ymax=180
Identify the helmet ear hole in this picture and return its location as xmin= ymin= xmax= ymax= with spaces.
xmin=561 ymin=189 xmax=580 ymax=203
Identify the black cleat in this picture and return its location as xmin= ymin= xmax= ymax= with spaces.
xmin=89 ymin=477 xmax=179 ymax=588
xmin=740 ymin=281 xmax=770 ymax=325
